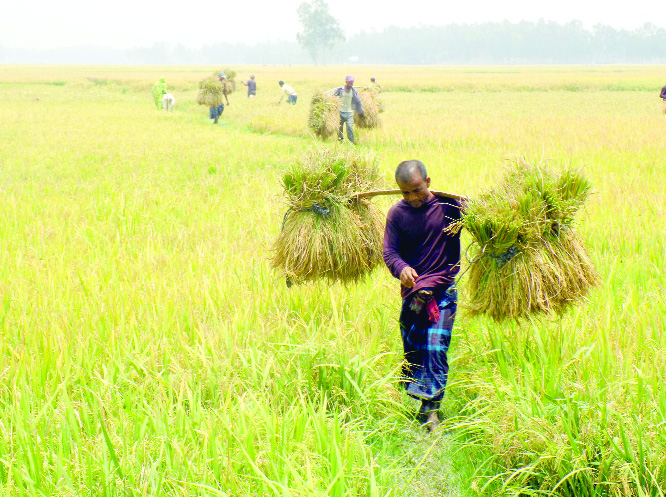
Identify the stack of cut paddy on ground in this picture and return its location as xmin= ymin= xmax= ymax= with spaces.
xmin=271 ymin=148 xmax=385 ymax=284
xmin=354 ymin=89 xmax=382 ymax=129
xmin=456 ymin=159 xmax=600 ymax=321
xmin=309 ymin=91 xmax=340 ymax=140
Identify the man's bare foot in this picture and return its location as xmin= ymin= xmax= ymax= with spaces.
xmin=424 ymin=410 xmax=440 ymax=432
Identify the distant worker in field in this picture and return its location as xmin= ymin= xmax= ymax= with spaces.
xmin=162 ymin=93 xmax=175 ymax=112
xmin=370 ymin=77 xmax=382 ymax=91
xmin=210 ymin=72 xmax=231 ymax=124
xmin=152 ymin=77 xmax=168 ymax=109
xmin=242 ymin=75 xmax=257 ymax=98
xmin=332 ymin=76 xmax=364 ymax=144
xmin=660 ymin=84 xmax=666 ymax=100
xmin=383 ymin=160 xmax=462 ymax=432
xmin=278 ymin=81 xmax=298 ymax=104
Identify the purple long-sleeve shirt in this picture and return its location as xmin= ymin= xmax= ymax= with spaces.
xmin=383 ymin=194 xmax=462 ymax=299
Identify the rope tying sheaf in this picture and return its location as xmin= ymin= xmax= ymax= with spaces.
xmin=281 ymin=203 xmax=331 ymax=231
xmin=487 ymin=245 xmax=519 ymax=267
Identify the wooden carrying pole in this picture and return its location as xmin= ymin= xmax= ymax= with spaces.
xmin=350 ymin=189 xmax=468 ymax=203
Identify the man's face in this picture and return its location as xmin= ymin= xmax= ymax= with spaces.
xmin=397 ymin=174 xmax=432 ymax=208
xmin=344 ymin=81 xmax=352 ymax=90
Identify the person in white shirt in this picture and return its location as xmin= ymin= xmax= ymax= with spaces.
xmin=278 ymin=81 xmax=298 ymax=105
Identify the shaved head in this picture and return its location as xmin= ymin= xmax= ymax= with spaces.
xmin=395 ymin=160 xmax=427 ymax=184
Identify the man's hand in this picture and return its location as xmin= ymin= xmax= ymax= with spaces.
xmin=400 ymin=266 xmax=418 ymax=288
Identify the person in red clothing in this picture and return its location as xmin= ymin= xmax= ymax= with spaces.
xmin=383 ymin=160 xmax=462 ymax=431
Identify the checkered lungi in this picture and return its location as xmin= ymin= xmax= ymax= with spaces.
xmin=399 ymin=284 xmax=457 ymax=402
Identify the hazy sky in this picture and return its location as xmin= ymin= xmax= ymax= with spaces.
xmin=2 ymin=0 xmax=661 ymax=49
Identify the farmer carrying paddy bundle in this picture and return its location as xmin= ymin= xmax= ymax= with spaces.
xmin=152 ymin=77 xmax=167 ymax=109
xmin=383 ymin=160 xmax=462 ymax=432
xmin=332 ymin=76 xmax=365 ymax=144
xmin=211 ymin=72 xmax=231 ymax=124
xmin=278 ymin=81 xmax=298 ymax=105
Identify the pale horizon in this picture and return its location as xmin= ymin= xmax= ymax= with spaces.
xmin=2 ymin=0 xmax=662 ymax=50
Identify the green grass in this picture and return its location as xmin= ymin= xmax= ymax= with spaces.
xmin=0 ymin=65 xmax=665 ymax=496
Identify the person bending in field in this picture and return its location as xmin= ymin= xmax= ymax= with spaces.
xmin=152 ymin=77 xmax=168 ymax=109
xmin=278 ymin=81 xmax=298 ymax=104
xmin=371 ymin=77 xmax=381 ymax=91
xmin=242 ymin=75 xmax=257 ymax=98
xmin=210 ymin=72 xmax=231 ymax=124
xmin=383 ymin=160 xmax=462 ymax=432
xmin=660 ymin=84 xmax=666 ymax=100
xmin=332 ymin=76 xmax=364 ymax=144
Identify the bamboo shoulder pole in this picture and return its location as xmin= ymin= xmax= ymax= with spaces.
xmin=350 ymin=189 xmax=468 ymax=203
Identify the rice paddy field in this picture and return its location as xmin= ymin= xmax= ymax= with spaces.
xmin=0 ymin=65 xmax=665 ymax=496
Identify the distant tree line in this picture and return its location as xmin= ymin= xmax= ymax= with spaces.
xmin=2 ymin=20 xmax=666 ymax=64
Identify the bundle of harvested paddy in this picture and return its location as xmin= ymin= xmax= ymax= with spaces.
xmin=354 ymin=89 xmax=381 ymax=129
xmin=308 ymin=91 xmax=340 ymax=140
xmin=271 ymin=148 xmax=385 ymax=284
xmin=221 ymin=68 xmax=237 ymax=94
xmin=197 ymin=75 xmax=225 ymax=107
xmin=457 ymin=159 xmax=599 ymax=321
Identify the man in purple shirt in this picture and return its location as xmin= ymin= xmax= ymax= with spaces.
xmin=383 ymin=159 xmax=461 ymax=431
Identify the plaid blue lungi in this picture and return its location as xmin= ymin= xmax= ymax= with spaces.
xmin=399 ymin=284 xmax=457 ymax=402
xmin=209 ymin=104 xmax=224 ymax=119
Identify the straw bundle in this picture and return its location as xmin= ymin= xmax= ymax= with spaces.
xmin=354 ymin=89 xmax=382 ymax=129
xmin=271 ymin=148 xmax=386 ymax=284
xmin=222 ymin=68 xmax=237 ymax=94
xmin=309 ymin=91 xmax=340 ymax=140
xmin=197 ymin=75 xmax=225 ymax=107
xmin=457 ymin=159 xmax=600 ymax=321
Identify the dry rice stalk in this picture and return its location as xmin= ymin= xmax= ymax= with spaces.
xmin=309 ymin=91 xmax=340 ymax=140
xmin=354 ymin=89 xmax=381 ymax=129
xmin=271 ymin=148 xmax=386 ymax=284
xmin=459 ymin=159 xmax=599 ymax=321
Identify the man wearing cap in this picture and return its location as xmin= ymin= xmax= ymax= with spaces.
xmin=242 ymin=75 xmax=257 ymax=98
xmin=370 ymin=77 xmax=382 ymax=91
xmin=210 ymin=72 xmax=231 ymax=124
xmin=278 ymin=81 xmax=298 ymax=104
xmin=332 ymin=76 xmax=364 ymax=144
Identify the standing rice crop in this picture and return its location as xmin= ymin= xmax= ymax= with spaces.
xmin=271 ymin=148 xmax=386 ymax=284
xmin=457 ymin=159 xmax=599 ymax=321
xmin=308 ymin=91 xmax=340 ymax=140
xmin=354 ymin=89 xmax=382 ymax=129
